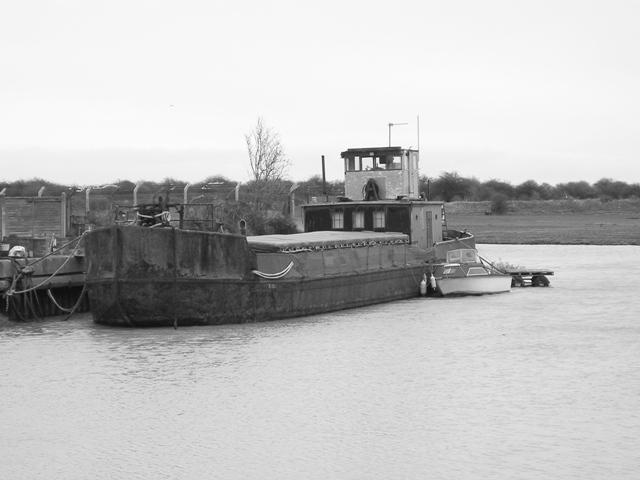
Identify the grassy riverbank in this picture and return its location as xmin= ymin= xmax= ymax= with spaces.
xmin=445 ymin=199 xmax=640 ymax=245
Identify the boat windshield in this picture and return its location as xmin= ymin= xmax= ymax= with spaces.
xmin=446 ymin=249 xmax=479 ymax=264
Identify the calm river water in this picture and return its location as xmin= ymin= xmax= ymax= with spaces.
xmin=1 ymin=245 xmax=639 ymax=480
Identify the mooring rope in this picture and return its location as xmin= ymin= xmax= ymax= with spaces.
xmin=251 ymin=261 xmax=294 ymax=279
xmin=63 ymin=283 xmax=88 ymax=321
xmin=46 ymin=289 xmax=74 ymax=313
xmin=479 ymin=257 xmax=506 ymax=274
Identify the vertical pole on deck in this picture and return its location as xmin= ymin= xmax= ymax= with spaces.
xmin=321 ymin=155 xmax=327 ymax=202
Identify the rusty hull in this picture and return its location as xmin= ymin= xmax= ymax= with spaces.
xmin=85 ymin=226 xmax=431 ymax=327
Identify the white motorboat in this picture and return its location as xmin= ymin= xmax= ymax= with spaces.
xmin=433 ymin=249 xmax=512 ymax=296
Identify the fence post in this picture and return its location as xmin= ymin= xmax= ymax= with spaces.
xmin=183 ymin=183 xmax=191 ymax=205
xmin=85 ymin=187 xmax=92 ymax=216
xmin=0 ymin=192 xmax=5 ymax=239
xmin=133 ymin=182 xmax=142 ymax=207
xmin=32 ymin=196 xmax=36 ymax=238
xmin=60 ymin=192 xmax=68 ymax=238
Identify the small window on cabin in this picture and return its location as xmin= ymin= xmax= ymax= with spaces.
xmin=361 ymin=156 xmax=374 ymax=171
xmin=353 ymin=211 xmax=364 ymax=229
xmin=467 ymin=267 xmax=489 ymax=276
xmin=331 ymin=211 xmax=344 ymax=229
xmin=345 ymin=157 xmax=356 ymax=171
xmin=385 ymin=155 xmax=402 ymax=170
xmin=373 ymin=210 xmax=385 ymax=229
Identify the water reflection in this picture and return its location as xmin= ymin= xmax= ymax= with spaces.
xmin=1 ymin=245 xmax=639 ymax=480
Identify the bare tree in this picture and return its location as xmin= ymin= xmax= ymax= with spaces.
xmin=242 ymin=118 xmax=293 ymax=230
xmin=245 ymin=117 xmax=289 ymax=182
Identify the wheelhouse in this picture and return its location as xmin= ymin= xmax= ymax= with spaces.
xmin=302 ymin=146 xmax=446 ymax=251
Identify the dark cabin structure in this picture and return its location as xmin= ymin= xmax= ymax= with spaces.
xmin=303 ymin=146 xmax=446 ymax=251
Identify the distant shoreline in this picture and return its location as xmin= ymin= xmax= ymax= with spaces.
xmin=445 ymin=199 xmax=640 ymax=246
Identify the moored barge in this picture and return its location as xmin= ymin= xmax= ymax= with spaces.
xmin=85 ymin=146 xmax=475 ymax=327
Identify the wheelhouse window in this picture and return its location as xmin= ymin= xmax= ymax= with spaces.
xmin=331 ymin=211 xmax=344 ymax=229
xmin=345 ymin=156 xmax=356 ymax=171
xmin=352 ymin=210 xmax=364 ymax=229
xmin=344 ymin=153 xmax=402 ymax=171
xmin=373 ymin=210 xmax=385 ymax=229
xmin=379 ymin=155 xmax=402 ymax=170
xmin=361 ymin=156 xmax=374 ymax=171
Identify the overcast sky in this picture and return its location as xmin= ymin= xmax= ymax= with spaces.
xmin=2 ymin=0 xmax=639 ymax=187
